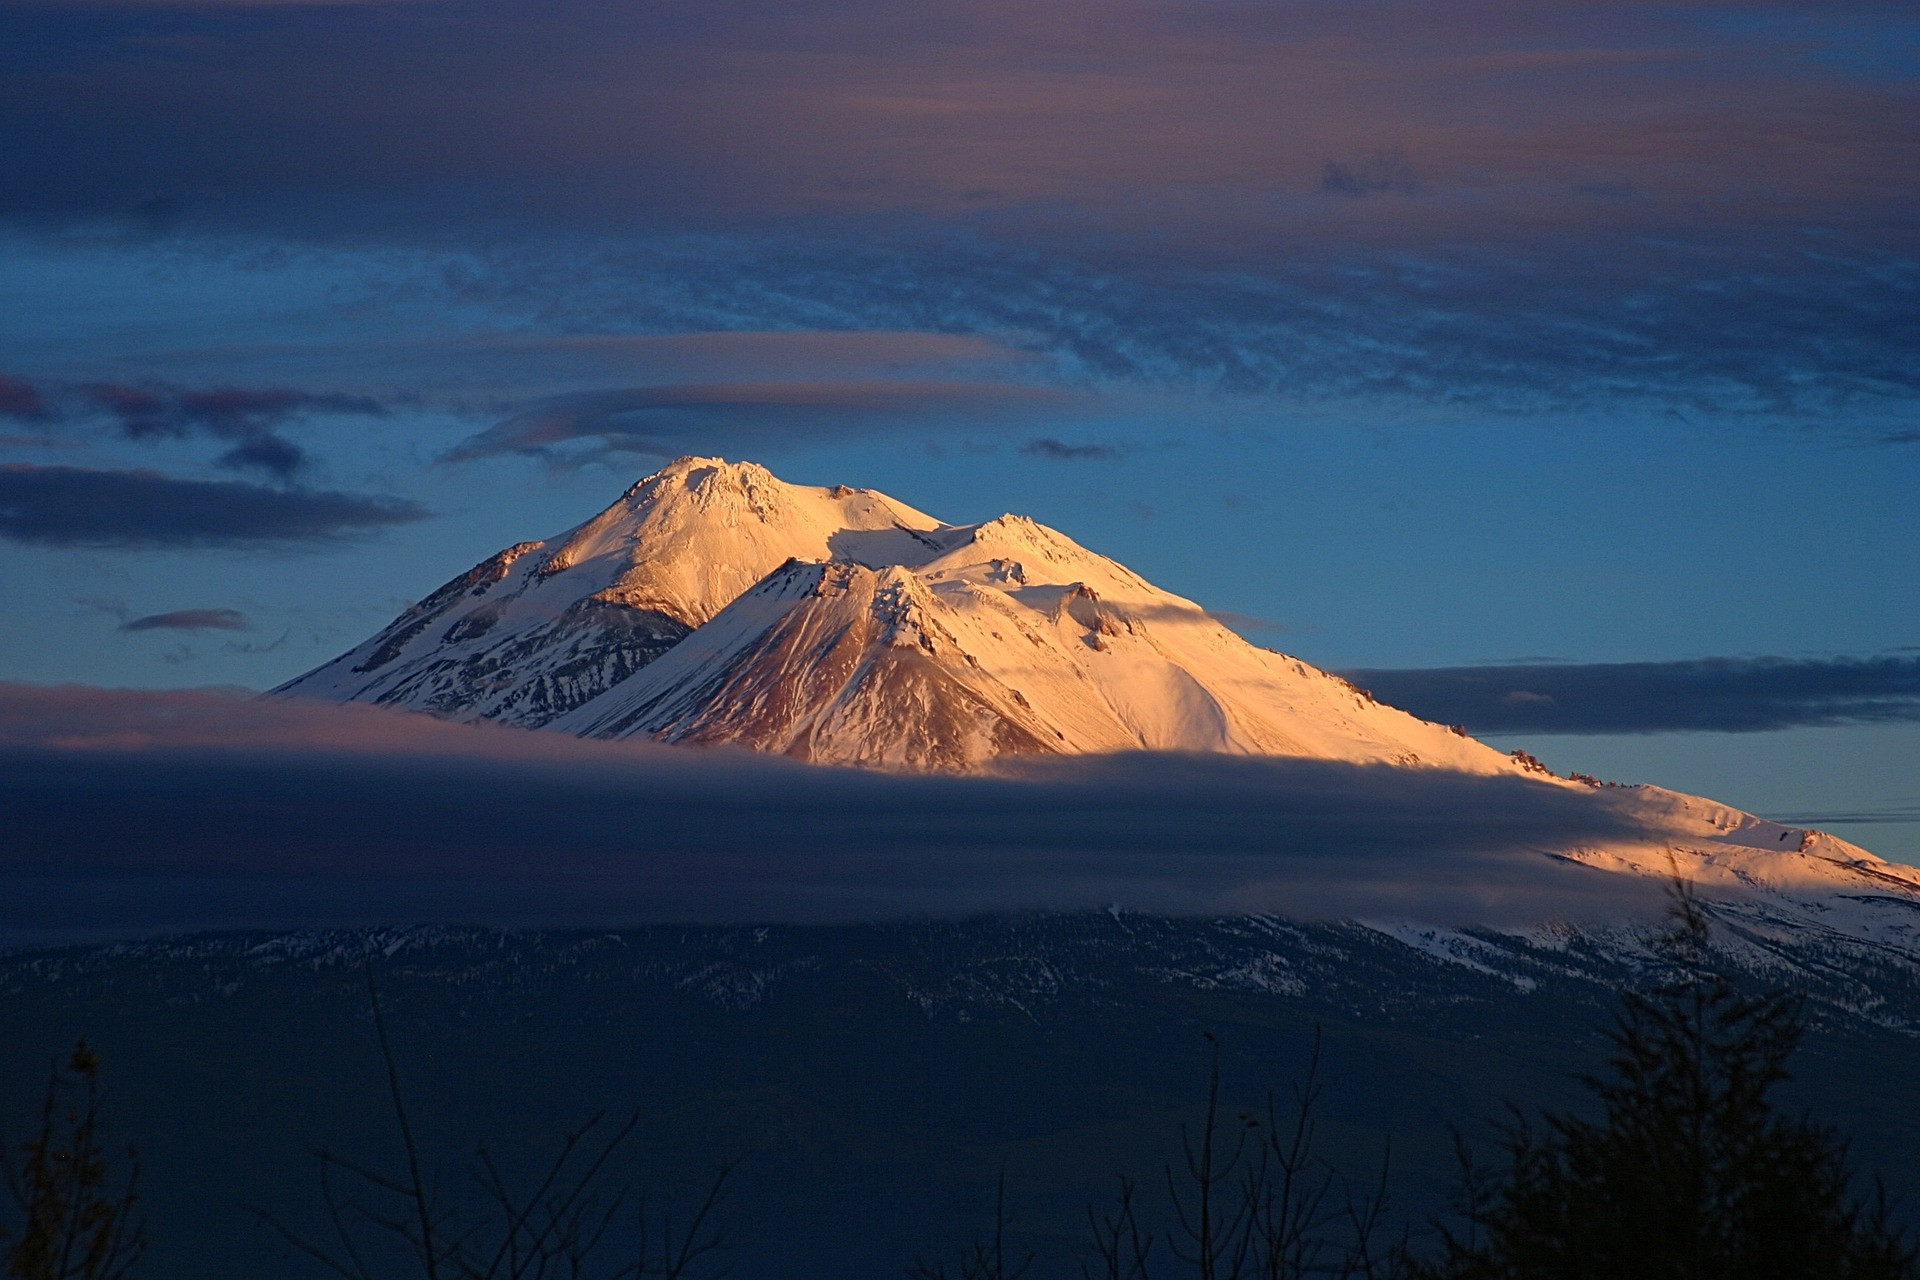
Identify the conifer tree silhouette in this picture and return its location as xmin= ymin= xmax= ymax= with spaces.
xmin=1421 ymin=879 xmax=1917 ymax=1280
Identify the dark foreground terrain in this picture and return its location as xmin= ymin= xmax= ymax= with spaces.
xmin=4 ymin=913 xmax=1919 ymax=1278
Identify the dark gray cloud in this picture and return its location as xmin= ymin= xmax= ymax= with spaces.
xmin=1021 ymin=437 xmax=1117 ymax=461
xmin=0 ymin=684 xmax=1670 ymax=938
xmin=0 ymin=372 xmax=387 ymax=481
xmin=0 ymin=464 xmax=428 ymax=548
xmin=121 ymin=608 xmax=251 ymax=633
xmin=1774 ymin=805 xmax=1920 ymax=827
xmin=1321 ymin=150 xmax=1421 ymax=199
xmin=1342 ymin=654 xmax=1920 ymax=735
xmin=444 ymin=380 xmax=1077 ymax=464
xmin=77 ymin=380 xmax=385 ymax=481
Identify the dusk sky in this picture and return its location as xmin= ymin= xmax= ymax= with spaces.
xmin=2 ymin=0 xmax=1915 ymax=860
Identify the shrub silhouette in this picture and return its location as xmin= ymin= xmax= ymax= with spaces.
xmin=914 ymin=1030 xmax=1398 ymax=1280
xmin=1 ymin=1041 xmax=146 ymax=1280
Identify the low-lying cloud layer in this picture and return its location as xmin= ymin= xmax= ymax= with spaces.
xmin=0 ymin=683 xmax=1669 ymax=940
xmin=1344 ymin=655 xmax=1920 ymax=735
xmin=0 ymin=465 xmax=429 ymax=548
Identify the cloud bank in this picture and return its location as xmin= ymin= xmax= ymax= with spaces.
xmin=399 ymin=231 xmax=1918 ymax=432
xmin=0 ymin=683 xmax=1669 ymax=941
xmin=2 ymin=0 xmax=1914 ymax=426
xmin=0 ymin=373 xmax=388 ymax=481
xmin=5 ymin=0 xmax=1912 ymax=240
xmin=0 ymin=465 xmax=429 ymax=548
xmin=1344 ymin=655 xmax=1920 ymax=735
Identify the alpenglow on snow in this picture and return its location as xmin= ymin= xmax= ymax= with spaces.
xmin=277 ymin=456 xmax=1513 ymax=772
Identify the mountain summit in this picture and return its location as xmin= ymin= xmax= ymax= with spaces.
xmin=278 ymin=457 xmax=1518 ymax=773
xmin=276 ymin=459 xmax=950 ymax=729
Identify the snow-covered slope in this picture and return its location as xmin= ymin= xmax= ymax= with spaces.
xmin=281 ymin=456 xmax=1522 ymax=770
xmin=551 ymin=518 xmax=1519 ymax=774
xmin=274 ymin=458 xmax=960 ymax=727
xmin=1547 ymin=784 xmax=1920 ymax=955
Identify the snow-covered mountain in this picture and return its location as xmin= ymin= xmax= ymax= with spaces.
xmin=275 ymin=456 xmax=1920 ymax=938
xmin=280 ymin=456 xmax=1522 ymax=773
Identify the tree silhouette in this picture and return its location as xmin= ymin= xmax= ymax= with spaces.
xmin=1420 ymin=879 xmax=1917 ymax=1280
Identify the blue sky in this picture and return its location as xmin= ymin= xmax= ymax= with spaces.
xmin=1 ymin=0 xmax=1915 ymax=857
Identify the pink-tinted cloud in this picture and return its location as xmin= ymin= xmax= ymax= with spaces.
xmin=0 ymin=681 xmax=601 ymax=756
xmin=1 ymin=0 xmax=1911 ymax=243
xmin=0 ymin=374 xmax=47 ymax=420
xmin=485 ymin=331 xmax=1027 ymax=376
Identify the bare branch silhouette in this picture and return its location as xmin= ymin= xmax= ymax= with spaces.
xmin=908 ymin=1168 xmax=1032 ymax=1280
xmin=256 ymin=965 xmax=737 ymax=1280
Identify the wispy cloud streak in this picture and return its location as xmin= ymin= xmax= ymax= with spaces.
xmin=1344 ymin=654 xmax=1920 ymax=735
xmin=445 ymin=380 xmax=1077 ymax=464
xmin=121 ymin=609 xmax=251 ymax=633
xmin=0 ymin=465 xmax=428 ymax=548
